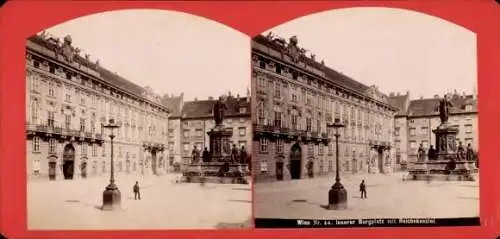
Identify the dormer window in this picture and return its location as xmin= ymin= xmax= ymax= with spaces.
xmin=465 ymin=104 xmax=472 ymax=111
xmin=239 ymin=107 xmax=247 ymax=114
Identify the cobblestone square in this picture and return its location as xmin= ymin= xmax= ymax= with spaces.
xmin=254 ymin=172 xmax=479 ymax=219
xmin=28 ymin=174 xmax=252 ymax=229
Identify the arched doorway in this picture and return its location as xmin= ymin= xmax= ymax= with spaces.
xmin=151 ymin=151 xmax=157 ymax=175
xmin=47 ymin=155 xmax=57 ymax=180
xmin=80 ymin=157 xmax=88 ymax=178
xmin=289 ymin=143 xmax=302 ymax=179
xmin=377 ymin=147 xmax=384 ymax=173
xmin=352 ymin=157 xmax=358 ymax=174
xmin=275 ymin=155 xmax=285 ymax=181
xmin=62 ymin=144 xmax=75 ymax=180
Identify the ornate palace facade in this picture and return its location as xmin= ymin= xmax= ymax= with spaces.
xmin=251 ymin=34 xmax=398 ymax=182
xmin=162 ymin=93 xmax=251 ymax=166
xmin=388 ymin=91 xmax=478 ymax=166
xmin=26 ymin=33 xmax=169 ymax=181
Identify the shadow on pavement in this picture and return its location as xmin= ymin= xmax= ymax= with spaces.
xmin=64 ymin=199 xmax=101 ymax=210
xmin=228 ymin=199 xmax=251 ymax=203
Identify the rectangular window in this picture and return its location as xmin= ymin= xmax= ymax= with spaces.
xmin=276 ymin=139 xmax=283 ymax=153
xmin=81 ymin=143 xmax=87 ymax=156
xmin=306 ymin=117 xmax=312 ymax=131
xmin=319 ymin=145 xmax=324 ymax=155
xmin=239 ymin=107 xmax=247 ymax=113
xmin=33 ymin=137 xmax=40 ymax=152
xmin=260 ymin=160 xmax=268 ymax=173
xmin=410 ymin=141 xmax=417 ymax=149
xmin=80 ymin=118 xmax=86 ymax=132
xmin=422 ymin=140 xmax=429 ymax=148
xmin=47 ymin=111 xmax=55 ymax=127
xmin=274 ymin=82 xmax=281 ymax=98
xmin=65 ymin=93 xmax=71 ymax=103
xmin=48 ymin=81 xmax=55 ymax=97
xmin=48 ymin=139 xmax=56 ymax=153
xmin=259 ymin=138 xmax=268 ymax=153
xmin=409 ymin=128 xmax=416 ymax=136
xmin=394 ymin=127 xmax=400 ymax=136
xmin=183 ymin=143 xmax=190 ymax=152
xmin=92 ymin=144 xmax=97 ymax=156
xmin=195 ymin=129 xmax=203 ymax=137
xmin=465 ymin=124 xmax=473 ymax=134
xmin=65 ymin=115 xmax=71 ymax=129
xmin=239 ymin=127 xmax=246 ymax=136
xmin=31 ymin=100 xmax=39 ymax=124
xmin=183 ymin=129 xmax=190 ymax=138
xmin=274 ymin=111 xmax=282 ymax=127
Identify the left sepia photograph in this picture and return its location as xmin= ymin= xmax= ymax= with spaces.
xmin=26 ymin=9 xmax=252 ymax=230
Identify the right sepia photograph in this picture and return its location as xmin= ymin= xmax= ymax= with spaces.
xmin=251 ymin=7 xmax=479 ymax=228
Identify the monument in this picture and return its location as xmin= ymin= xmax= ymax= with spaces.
xmin=408 ymin=95 xmax=476 ymax=181
xmin=180 ymin=97 xmax=250 ymax=184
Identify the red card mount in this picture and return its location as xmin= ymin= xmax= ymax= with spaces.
xmin=1 ymin=1 xmax=499 ymax=239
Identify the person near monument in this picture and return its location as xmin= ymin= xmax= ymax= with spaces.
xmin=133 ymin=181 xmax=141 ymax=200
xmin=428 ymin=145 xmax=436 ymax=160
xmin=231 ymin=144 xmax=239 ymax=163
xmin=457 ymin=141 xmax=465 ymax=160
xmin=466 ymin=143 xmax=474 ymax=161
xmin=417 ymin=143 xmax=426 ymax=161
xmin=239 ymin=146 xmax=248 ymax=164
xmin=360 ymin=180 xmax=367 ymax=199
xmin=191 ymin=146 xmax=200 ymax=164
xmin=202 ymin=147 xmax=210 ymax=163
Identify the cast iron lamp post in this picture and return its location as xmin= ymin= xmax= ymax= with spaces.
xmin=326 ymin=118 xmax=347 ymax=210
xmin=101 ymin=118 xmax=121 ymax=211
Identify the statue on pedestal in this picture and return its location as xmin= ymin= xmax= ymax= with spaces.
xmin=435 ymin=95 xmax=454 ymax=124
xmin=213 ymin=97 xmax=227 ymax=126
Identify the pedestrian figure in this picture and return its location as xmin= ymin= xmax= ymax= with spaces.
xmin=360 ymin=180 xmax=367 ymax=199
xmin=133 ymin=181 xmax=141 ymax=200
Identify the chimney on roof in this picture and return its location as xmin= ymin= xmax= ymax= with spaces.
xmin=321 ymin=60 xmax=325 ymax=66
xmin=194 ymin=97 xmax=197 ymax=101
xmin=434 ymin=94 xmax=439 ymax=99
xmin=208 ymin=96 xmax=214 ymax=100
xmin=228 ymin=91 xmax=232 ymax=97
xmin=311 ymin=54 xmax=316 ymax=61
xmin=236 ymin=93 xmax=240 ymax=99
xmin=462 ymin=92 xmax=466 ymax=97
xmin=396 ymin=92 xmax=400 ymax=96
xmin=420 ymin=96 xmax=423 ymax=100
xmin=389 ymin=92 xmax=395 ymax=97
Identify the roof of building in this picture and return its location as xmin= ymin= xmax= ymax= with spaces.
xmin=252 ymin=35 xmax=371 ymax=96
xmin=161 ymin=96 xmax=183 ymax=118
xmin=408 ymin=94 xmax=477 ymax=117
xmin=27 ymin=34 xmax=166 ymax=110
xmin=388 ymin=94 xmax=410 ymax=116
xmin=181 ymin=96 xmax=250 ymax=119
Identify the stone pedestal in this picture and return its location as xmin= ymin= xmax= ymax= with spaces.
xmin=181 ymin=124 xmax=249 ymax=184
xmin=207 ymin=125 xmax=233 ymax=162
xmin=408 ymin=123 xmax=475 ymax=181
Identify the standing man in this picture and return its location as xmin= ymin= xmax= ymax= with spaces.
xmin=360 ymin=180 xmax=367 ymax=199
xmin=133 ymin=181 xmax=141 ymax=200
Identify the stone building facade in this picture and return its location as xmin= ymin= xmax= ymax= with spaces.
xmin=389 ymin=91 xmax=478 ymax=164
xmin=162 ymin=93 xmax=251 ymax=166
xmin=251 ymin=34 xmax=398 ymax=182
xmin=26 ymin=33 xmax=169 ymax=181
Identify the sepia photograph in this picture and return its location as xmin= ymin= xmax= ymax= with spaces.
xmin=251 ymin=7 xmax=479 ymax=228
xmin=26 ymin=9 xmax=252 ymax=229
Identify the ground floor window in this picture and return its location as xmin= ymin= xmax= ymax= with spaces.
xmin=32 ymin=137 xmax=40 ymax=153
xmin=260 ymin=160 xmax=268 ymax=174
xmin=259 ymin=138 xmax=268 ymax=153
xmin=328 ymin=160 xmax=333 ymax=172
xmin=33 ymin=159 xmax=40 ymax=175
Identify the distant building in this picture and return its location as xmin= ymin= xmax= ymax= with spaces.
xmin=251 ymin=34 xmax=398 ymax=182
xmin=162 ymin=93 xmax=251 ymax=167
xmin=388 ymin=91 xmax=478 ymax=165
xmin=26 ymin=33 xmax=169 ymax=181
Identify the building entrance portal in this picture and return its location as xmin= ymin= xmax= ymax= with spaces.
xmin=377 ymin=147 xmax=384 ymax=173
xmin=290 ymin=143 xmax=302 ymax=179
xmin=62 ymin=144 xmax=75 ymax=180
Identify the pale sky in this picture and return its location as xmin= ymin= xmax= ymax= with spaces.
xmin=44 ymin=9 xmax=250 ymax=101
xmin=263 ymin=7 xmax=477 ymax=99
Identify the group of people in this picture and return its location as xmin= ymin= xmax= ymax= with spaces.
xmin=417 ymin=141 xmax=477 ymax=161
xmin=191 ymin=144 xmax=249 ymax=164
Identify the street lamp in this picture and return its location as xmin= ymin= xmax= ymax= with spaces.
xmin=326 ymin=118 xmax=347 ymax=210
xmin=101 ymin=118 xmax=121 ymax=211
